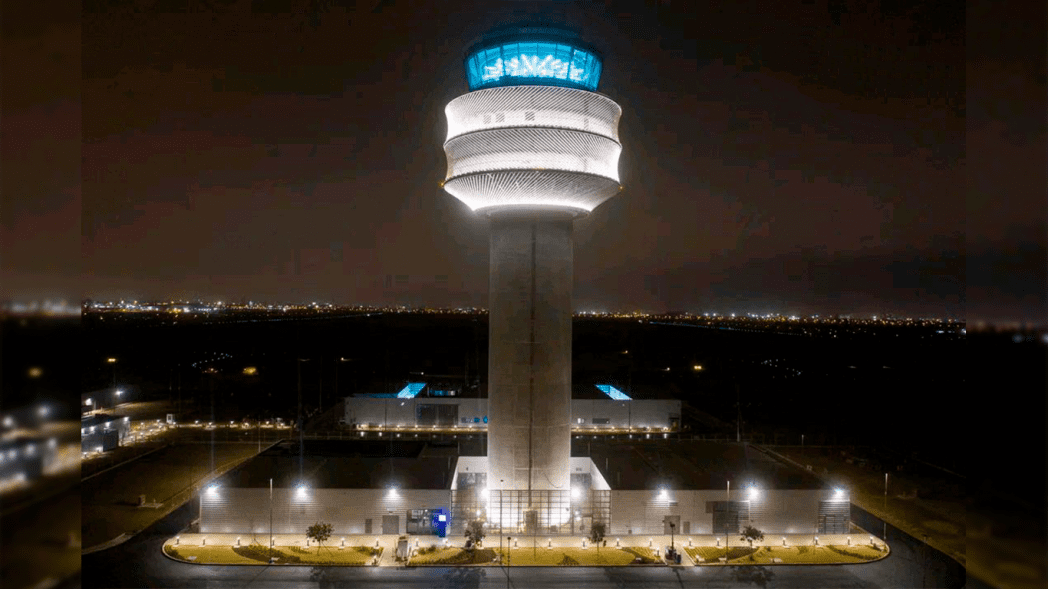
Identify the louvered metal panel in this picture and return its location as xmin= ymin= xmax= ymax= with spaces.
xmin=200 ymin=488 xmax=451 ymax=535
xmin=443 ymin=170 xmax=620 ymax=215
xmin=444 ymin=127 xmax=621 ymax=182
xmin=445 ymin=86 xmax=621 ymax=142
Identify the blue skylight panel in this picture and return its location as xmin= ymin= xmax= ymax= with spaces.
xmin=396 ymin=382 xmax=427 ymax=398
xmin=596 ymin=384 xmax=631 ymax=400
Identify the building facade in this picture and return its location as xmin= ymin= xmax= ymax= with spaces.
xmin=201 ymin=478 xmax=848 ymax=537
xmin=343 ymin=396 xmax=682 ymax=432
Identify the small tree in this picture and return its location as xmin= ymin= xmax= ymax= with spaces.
xmin=740 ymin=524 xmax=764 ymax=547
xmin=464 ymin=519 xmax=485 ymax=549
xmin=589 ymin=521 xmax=606 ymax=553
xmin=307 ymin=521 xmax=333 ymax=555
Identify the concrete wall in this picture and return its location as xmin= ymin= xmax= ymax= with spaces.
xmin=345 ymin=397 xmax=488 ymax=428
xmin=487 ymin=217 xmax=574 ymax=493
xmin=450 ymin=456 xmax=489 ymax=489
xmin=201 ymin=484 xmax=845 ymax=537
xmin=608 ymin=489 xmax=845 ymax=536
xmin=345 ymin=398 xmax=682 ymax=430
xmin=571 ymin=399 xmax=681 ymax=430
xmin=200 ymin=488 xmax=451 ymax=535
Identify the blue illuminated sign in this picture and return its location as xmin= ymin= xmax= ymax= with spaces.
xmin=466 ymin=40 xmax=602 ymax=92
xmin=596 ymin=384 xmax=631 ymax=401
xmin=432 ymin=509 xmax=449 ymax=537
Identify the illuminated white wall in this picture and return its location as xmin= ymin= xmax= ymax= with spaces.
xmin=445 ymin=85 xmax=620 ymax=142
xmin=345 ymin=397 xmax=681 ymax=431
xmin=443 ymin=170 xmax=620 ymax=216
xmin=200 ymin=487 xmax=450 ymax=535
xmin=443 ymin=85 xmax=622 ymax=215
xmin=444 ymin=127 xmax=621 ymax=180
xmin=608 ymin=489 xmax=847 ymax=536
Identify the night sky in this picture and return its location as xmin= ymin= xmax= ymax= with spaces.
xmin=2 ymin=1 xmax=1045 ymax=322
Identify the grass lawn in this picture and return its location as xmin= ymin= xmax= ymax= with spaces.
xmin=686 ymin=544 xmax=884 ymax=564
xmin=501 ymin=546 xmax=660 ymax=566
xmin=410 ymin=547 xmax=500 ymax=565
xmin=408 ymin=546 xmax=661 ymax=566
xmin=164 ymin=543 xmax=381 ymax=565
xmin=1 ymin=487 xmax=81 ymax=589
xmin=685 ymin=546 xmax=758 ymax=562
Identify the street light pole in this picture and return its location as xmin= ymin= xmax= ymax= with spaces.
xmin=499 ymin=480 xmax=504 ymax=565
xmin=725 ymin=480 xmax=730 ymax=550
xmin=883 ymin=472 xmax=888 ymax=539
xmin=922 ymin=534 xmax=929 ymax=587
xmin=269 ymin=478 xmax=274 ymax=562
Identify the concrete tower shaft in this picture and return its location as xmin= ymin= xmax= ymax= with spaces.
xmin=487 ymin=214 xmax=573 ymax=492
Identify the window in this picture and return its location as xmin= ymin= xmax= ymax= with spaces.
xmin=592 ymin=418 xmax=610 ymax=425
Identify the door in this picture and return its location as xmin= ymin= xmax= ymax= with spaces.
xmin=663 ymin=515 xmax=680 ymax=535
xmin=364 ymin=518 xmax=372 ymax=534
xmin=382 ymin=514 xmax=399 ymax=534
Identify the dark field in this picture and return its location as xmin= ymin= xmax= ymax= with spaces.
xmin=76 ymin=313 xmax=976 ymax=453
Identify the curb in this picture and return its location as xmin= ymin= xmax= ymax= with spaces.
xmin=82 ymin=533 xmax=132 ymax=555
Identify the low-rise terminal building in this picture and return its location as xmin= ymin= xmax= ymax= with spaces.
xmin=200 ymin=439 xmax=849 ymax=539
xmin=81 ymin=413 xmax=130 ymax=453
xmin=342 ymin=383 xmax=682 ymax=432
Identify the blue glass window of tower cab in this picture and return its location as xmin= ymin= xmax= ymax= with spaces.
xmin=466 ymin=40 xmax=602 ymax=91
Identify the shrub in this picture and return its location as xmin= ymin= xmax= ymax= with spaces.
xmin=559 ymin=554 xmax=580 ymax=566
xmin=233 ymin=544 xmax=273 ymax=563
xmin=827 ymin=545 xmax=873 ymax=560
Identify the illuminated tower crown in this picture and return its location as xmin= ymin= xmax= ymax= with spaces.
xmin=442 ymin=25 xmax=623 ymax=218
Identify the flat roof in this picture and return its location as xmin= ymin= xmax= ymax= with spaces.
xmin=221 ymin=439 xmax=823 ymax=492
xmin=81 ymin=414 xmax=128 ymax=428
xmin=583 ymin=439 xmax=826 ymax=491
xmin=216 ymin=440 xmax=465 ymax=490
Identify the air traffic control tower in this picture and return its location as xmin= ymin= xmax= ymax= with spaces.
xmin=441 ymin=25 xmax=623 ymax=500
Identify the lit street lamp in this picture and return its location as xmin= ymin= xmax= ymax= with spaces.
xmin=107 ymin=357 xmax=118 ymax=389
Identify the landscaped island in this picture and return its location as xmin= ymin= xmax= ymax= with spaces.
xmin=163 ymin=543 xmax=381 ymax=565
xmin=685 ymin=544 xmax=885 ymax=565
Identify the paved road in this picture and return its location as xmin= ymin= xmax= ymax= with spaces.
xmin=1 ymin=479 xmax=82 ymax=589
xmin=83 ymin=501 xmax=971 ymax=588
